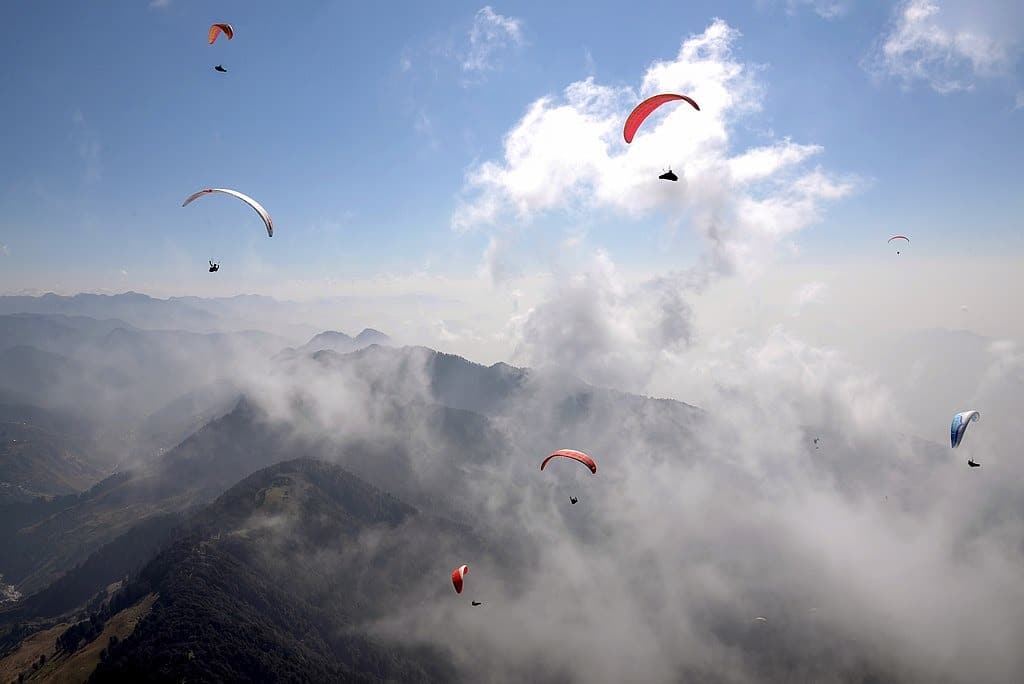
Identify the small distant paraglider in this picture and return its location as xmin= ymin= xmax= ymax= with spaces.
xmin=451 ymin=565 xmax=469 ymax=594
xmin=659 ymin=168 xmax=679 ymax=182
xmin=471 ymin=601 xmax=483 ymax=606
xmin=968 ymin=460 xmax=981 ymax=468
xmin=208 ymin=260 xmax=220 ymax=273
xmin=813 ymin=438 xmax=820 ymax=450
xmin=623 ymin=94 xmax=700 ymax=143
xmin=888 ymin=235 xmax=910 ymax=255
xmin=570 ymin=496 xmax=578 ymax=505
xmin=214 ymin=65 xmax=228 ymax=73
xmin=754 ymin=617 xmax=768 ymax=623
xmin=208 ymin=23 xmax=233 ymax=45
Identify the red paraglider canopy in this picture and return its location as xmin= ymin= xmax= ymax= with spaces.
xmin=541 ymin=449 xmax=597 ymax=474
xmin=452 ymin=565 xmax=468 ymax=594
xmin=623 ymin=94 xmax=700 ymax=143
xmin=888 ymin=235 xmax=910 ymax=243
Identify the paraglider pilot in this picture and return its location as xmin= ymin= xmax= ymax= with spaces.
xmin=209 ymin=260 xmax=220 ymax=273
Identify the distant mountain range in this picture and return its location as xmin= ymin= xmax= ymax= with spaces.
xmin=0 ymin=312 xmax=398 ymax=467
xmin=294 ymin=327 xmax=393 ymax=355
xmin=0 ymin=291 xmax=409 ymax=343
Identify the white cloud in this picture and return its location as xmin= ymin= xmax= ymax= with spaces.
xmin=503 ymin=249 xmax=699 ymax=393
xmin=785 ymin=0 xmax=851 ymax=19
xmin=462 ymin=6 xmax=524 ymax=73
xmin=453 ymin=19 xmax=857 ymax=280
xmin=436 ymin=318 xmax=486 ymax=345
xmin=414 ymin=109 xmax=433 ymax=136
xmin=479 ymin=234 xmax=512 ymax=285
xmin=0 ymin=244 xmax=9 ymax=257
xmin=413 ymin=108 xmax=440 ymax=150
xmin=789 ymin=280 xmax=827 ymax=316
xmin=868 ymin=0 xmax=1024 ymax=94
xmin=149 ymin=0 xmax=170 ymax=8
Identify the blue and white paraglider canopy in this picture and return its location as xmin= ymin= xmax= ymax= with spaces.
xmin=950 ymin=410 xmax=980 ymax=449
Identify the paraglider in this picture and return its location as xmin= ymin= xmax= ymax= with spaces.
xmin=541 ymin=449 xmax=597 ymax=474
xmin=208 ymin=23 xmax=233 ymax=45
xmin=968 ymin=459 xmax=981 ymax=468
xmin=623 ymin=93 xmax=700 ymax=144
xmin=754 ymin=617 xmax=768 ymax=623
xmin=950 ymin=410 xmax=980 ymax=448
xmin=471 ymin=601 xmax=483 ymax=606
xmin=570 ymin=496 xmax=578 ymax=505
xmin=182 ymin=188 xmax=274 ymax=237
xmin=214 ymin=65 xmax=228 ymax=73
xmin=659 ymin=169 xmax=679 ymax=182
xmin=208 ymin=260 xmax=220 ymax=273
xmin=451 ymin=565 xmax=469 ymax=594
xmin=813 ymin=438 xmax=820 ymax=450
xmin=888 ymin=235 xmax=910 ymax=255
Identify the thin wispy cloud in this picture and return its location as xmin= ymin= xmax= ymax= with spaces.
xmin=462 ymin=6 xmax=525 ymax=73
xmin=789 ymin=280 xmax=827 ymax=316
xmin=414 ymin=108 xmax=440 ymax=150
xmin=785 ymin=0 xmax=851 ymax=20
xmin=149 ymin=0 xmax=171 ymax=8
xmin=71 ymin=109 xmax=102 ymax=184
xmin=866 ymin=0 xmax=1024 ymax=95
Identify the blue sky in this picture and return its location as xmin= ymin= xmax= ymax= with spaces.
xmin=0 ymin=0 xmax=1021 ymax=299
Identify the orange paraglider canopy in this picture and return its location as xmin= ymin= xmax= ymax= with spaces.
xmin=540 ymin=449 xmax=597 ymax=474
xmin=209 ymin=23 xmax=234 ymax=45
